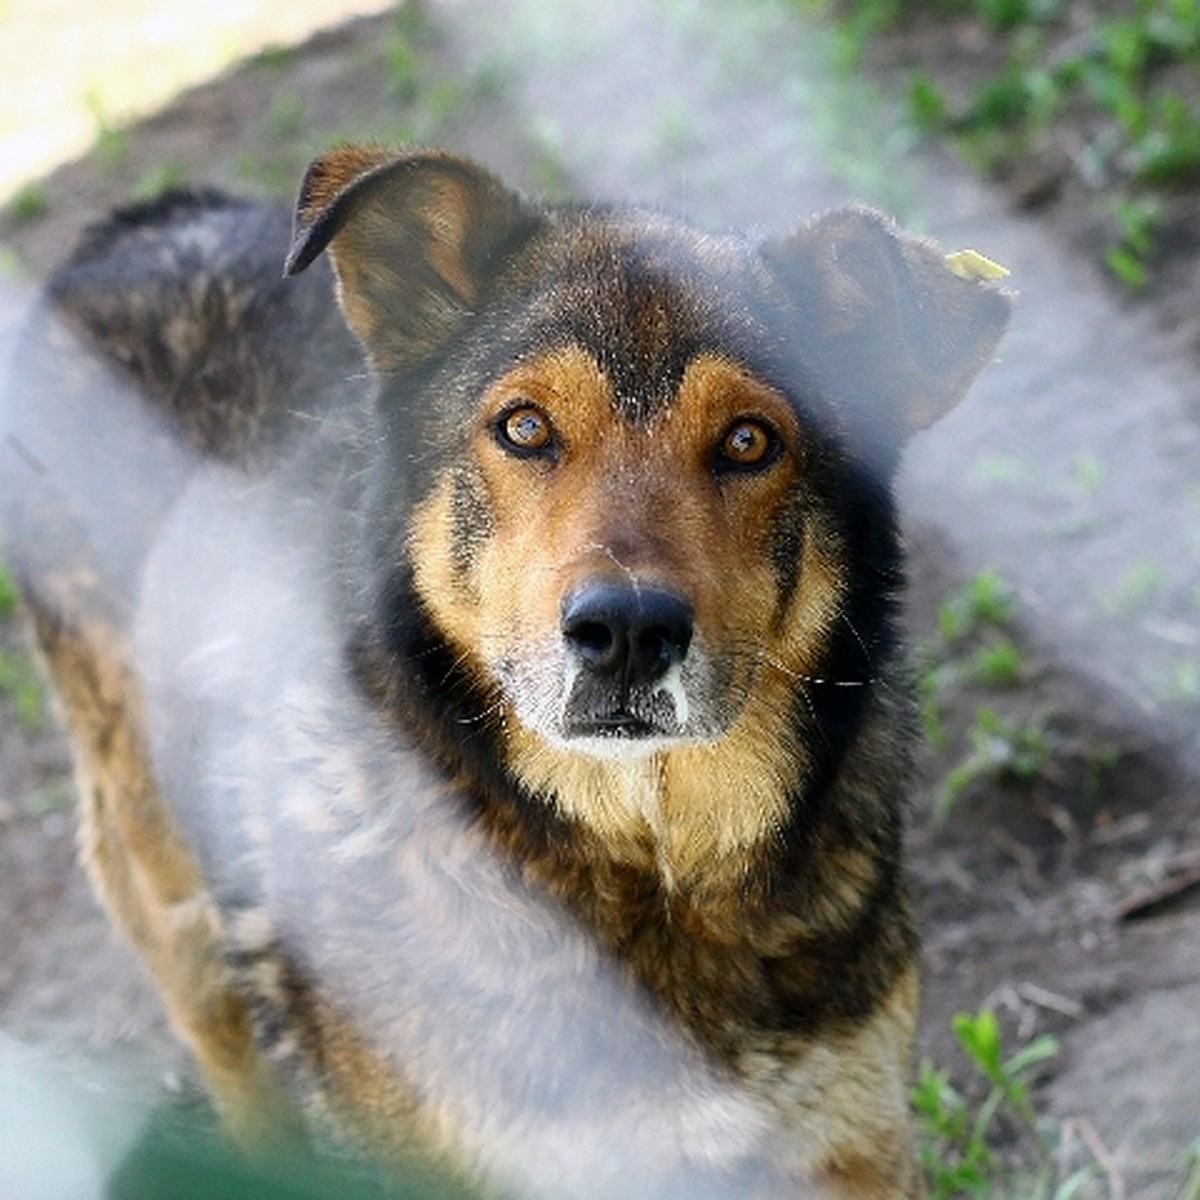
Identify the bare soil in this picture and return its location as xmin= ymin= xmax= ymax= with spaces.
xmin=2 ymin=5 xmax=1199 ymax=1197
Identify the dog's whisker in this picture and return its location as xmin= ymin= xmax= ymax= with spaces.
xmin=754 ymin=648 xmax=877 ymax=689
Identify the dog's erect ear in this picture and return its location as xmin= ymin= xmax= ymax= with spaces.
xmin=286 ymin=146 xmax=537 ymax=371
xmin=761 ymin=207 xmax=1011 ymax=440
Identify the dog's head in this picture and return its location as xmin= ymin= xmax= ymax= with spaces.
xmin=288 ymin=148 xmax=1009 ymax=791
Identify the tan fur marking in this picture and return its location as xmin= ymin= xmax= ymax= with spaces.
xmin=746 ymin=967 xmax=921 ymax=1199
xmin=419 ymin=177 xmax=480 ymax=303
xmin=27 ymin=589 xmax=301 ymax=1153
xmin=294 ymin=143 xmax=395 ymax=226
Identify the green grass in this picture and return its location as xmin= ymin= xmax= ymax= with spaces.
xmin=936 ymin=570 xmax=1016 ymax=642
xmin=915 ymin=1008 xmax=1068 ymax=1198
xmin=85 ymin=88 xmax=130 ymax=170
xmin=0 ymin=559 xmax=18 ymax=616
xmin=967 ymin=636 xmax=1026 ymax=689
xmin=1101 ymin=557 xmax=1166 ymax=616
xmin=813 ymin=0 xmax=1200 ymax=286
xmin=918 ymin=1008 xmax=1200 ymax=1197
xmin=130 ymin=162 xmax=190 ymax=204
xmin=0 ymin=650 xmax=43 ymax=730
xmin=919 ymin=569 xmax=1018 ymax=748
xmin=937 ymin=706 xmax=1052 ymax=819
xmin=1068 ymin=454 xmax=1104 ymax=498
xmin=915 ymin=570 xmax=1063 ymax=818
xmin=267 ymin=93 xmax=306 ymax=141
xmin=6 ymin=181 xmax=50 ymax=224
xmin=250 ymin=43 xmax=298 ymax=71
xmin=0 ymin=558 xmax=43 ymax=728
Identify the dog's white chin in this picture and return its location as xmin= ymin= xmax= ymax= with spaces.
xmin=546 ymin=731 xmax=696 ymax=762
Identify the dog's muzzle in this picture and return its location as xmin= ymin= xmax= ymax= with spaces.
xmin=559 ymin=580 xmax=694 ymax=739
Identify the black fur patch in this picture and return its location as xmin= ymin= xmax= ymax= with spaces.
xmin=448 ymin=466 xmax=491 ymax=586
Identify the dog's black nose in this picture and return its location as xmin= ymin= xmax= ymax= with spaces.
xmin=561 ymin=581 xmax=693 ymax=688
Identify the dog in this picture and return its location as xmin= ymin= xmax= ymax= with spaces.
xmin=0 ymin=146 xmax=1009 ymax=1198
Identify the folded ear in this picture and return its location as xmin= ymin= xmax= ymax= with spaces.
xmin=760 ymin=207 xmax=1011 ymax=443
xmin=286 ymin=146 xmax=539 ymax=372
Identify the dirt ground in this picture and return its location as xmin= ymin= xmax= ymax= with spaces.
xmin=1 ymin=4 xmax=1199 ymax=1197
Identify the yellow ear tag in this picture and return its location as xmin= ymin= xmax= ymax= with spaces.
xmin=945 ymin=249 xmax=1010 ymax=282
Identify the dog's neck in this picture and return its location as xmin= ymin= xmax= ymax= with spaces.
xmin=504 ymin=715 xmax=807 ymax=897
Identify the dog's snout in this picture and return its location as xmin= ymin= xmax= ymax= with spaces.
xmin=561 ymin=581 xmax=693 ymax=688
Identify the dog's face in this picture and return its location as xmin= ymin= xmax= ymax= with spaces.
xmin=418 ymin=341 xmax=836 ymax=762
xmin=288 ymin=148 xmax=1009 ymax=782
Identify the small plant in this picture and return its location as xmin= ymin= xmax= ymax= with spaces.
xmin=0 ymin=560 xmax=18 ymax=616
xmin=906 ymin=71 xmax=946 ymax=129
xmin=22 ymin=780 xmax=76 ymax=817
xmin=1101 ymin=557 xmax=1165 ymax=616
xmin=937 ymin=570 xmax=1016 ymax=642
xmin=131 ymin=162 xmax=189 ymax=203
xmin=85 ymin=89 xmax=129 ymax=169
xmin=1105 ymin=194 xmax=1160 ymax=290
xmin=252 ymin=43 xmax=297 ymax=70
xmin=917 ymin=570 xmax=1026 ymax=766
xmin=914 ymin=1008 xmax=1074 ymax=1198
xmin=267 ymin=93 xmax=306 ymax=141
xmin=831 ymin=0 xmax=1200 ymax=286
xmin=387 ymin=0 xmax=436 ymax=103
xmin=1133 ymin=91 xmax=1200 ymax=186
xmin=0 ymin=556 xmax=41 ymax=727
xmin=951 ymin=1009 xmax=1057 ymax=1130
xmin=0 ymin=649 xmax=43 ymax=729
xmin=7 ymin=182 xmax=50 ymax=225
xmin=1068 ymin=453 xmax=1104 ymax=498
xmin=937 ymin=706 xmax=1051 ymax=818
xmin=918 ymin=658 xmax=954 ymax=750
xmin=1174 ymin=660 xmax=1200 ymax=703
xmin=967 ymin=635 xmax=1025 ymax=689
xmin=913 ymin=1060 xmax=995 ymax=1196
xmin=971 ymin=453 xmax=1035 ymax=489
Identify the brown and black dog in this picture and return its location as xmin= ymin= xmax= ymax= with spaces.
xmin=0 ymin=147 xmax=1009 ymax=1197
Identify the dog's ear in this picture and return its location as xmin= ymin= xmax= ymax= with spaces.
xmin=286 ymin=146 xmax=537 ymax=371
xmin=761 ymin=207 xmax=1011 ymax=441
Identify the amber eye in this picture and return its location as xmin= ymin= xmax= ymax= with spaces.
xmin=716 ymin=419 xmax=779 ymax=472
xmin=495 ymin=404 xmax=556 ymax=458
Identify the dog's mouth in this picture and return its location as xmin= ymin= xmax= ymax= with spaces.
xmin=497 ymin=661 xmax=712 ymax=759
xmin=553 ymin=706 xmax=691 ymax=762
xmin=562 ymin=711 xmax=661 ymax=740
xmin=561 ymin=667 xmax=693 ymax=741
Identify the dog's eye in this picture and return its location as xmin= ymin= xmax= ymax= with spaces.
xmin=495 ymin=404 xmax=556 ymax=458
xmin=715 ymin=419 xmax=779 ymax=472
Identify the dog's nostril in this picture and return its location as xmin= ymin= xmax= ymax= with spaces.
xmin=568 ymin=619 xmax=616 ymax=665
xmin=638 ymin=627 xmax=684 ymax=671
xmin=561 ymin=581 xmax=693 ymax=687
